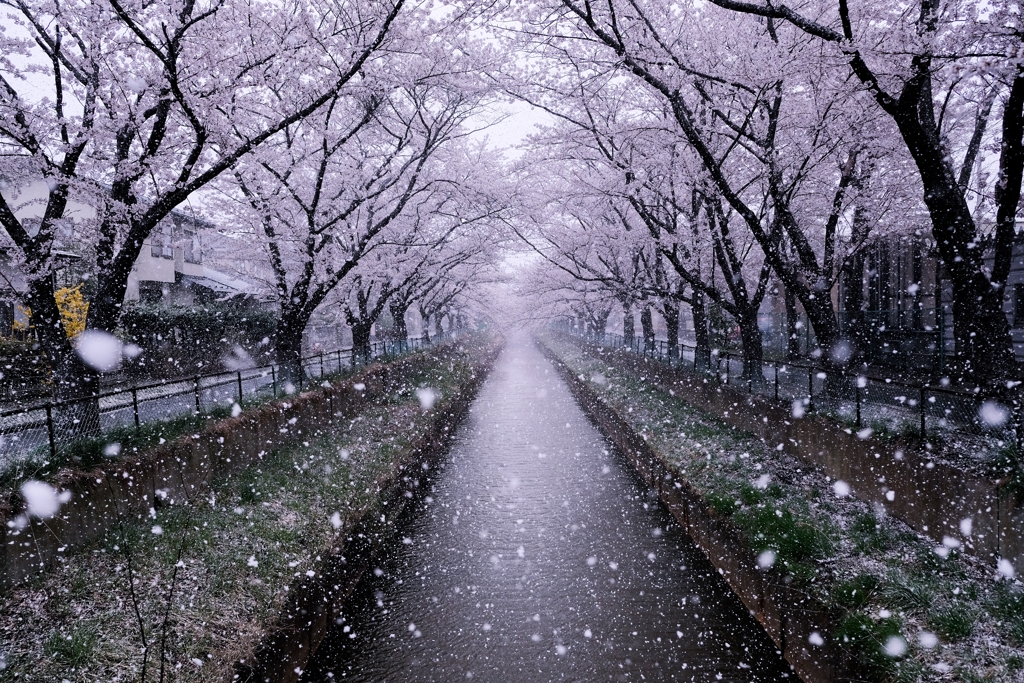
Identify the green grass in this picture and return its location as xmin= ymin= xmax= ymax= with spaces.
xmin=734 ymin=504 xmax=837 ymax=583
xmin=0 ymin=335 xmax=497 ymax=682
xmin=835 ymin=612 xmax=909 ymax=679
xmin=850 ymin=512 xmax=902 ymax=555
xmin=986 ymin=583 xmax=1024 ymax=646
xmin=832 ymin=574 xmax=882 ymax=611
xmin=926 ymin=601 xmax=976 ymax=641
xmin=42 ymin=625 xmax=98 ymax=667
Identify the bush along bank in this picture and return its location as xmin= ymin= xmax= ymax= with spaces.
xmin=539 ymin=334 xmax=1024 ymax=683
xmin=0 ymin=333 xmax=502 ymax=683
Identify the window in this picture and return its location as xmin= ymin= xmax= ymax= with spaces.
xmin=151 ymin=223 xmax=172 ymax=259
xmin=183 ymin=229 xmax=200 ymax=264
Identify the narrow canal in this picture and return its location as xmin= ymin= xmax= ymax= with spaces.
xmin=302 ymin=338 xmax=792 ymax=682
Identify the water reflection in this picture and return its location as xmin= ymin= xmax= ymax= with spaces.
xmin=302 ymin=338 xmax=792 ymax=681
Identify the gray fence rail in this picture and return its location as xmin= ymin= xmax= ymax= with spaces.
xmin=561 ymin=326 xmax=1021 ymax=447
xmin=0 ymin=333 xmax=454 ymax=469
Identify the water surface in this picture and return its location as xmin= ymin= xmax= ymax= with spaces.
xmin=302 ymin=338 xmax=792 ymax=681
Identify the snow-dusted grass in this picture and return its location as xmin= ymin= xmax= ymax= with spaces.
xmin=0 ymin=338 xmax=493 ymax=682
xmin=545 ymin=335 xmax=1024 ymax=683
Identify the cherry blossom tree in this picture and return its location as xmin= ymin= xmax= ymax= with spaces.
xmin=505 ymin=0 xmax=925 ymax=384
xmin=0 ymin=0 xmax=405 ymax=419
xmin=663 ymin=0 xmax=1024 ymax=382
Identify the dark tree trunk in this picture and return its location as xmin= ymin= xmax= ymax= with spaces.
xmin=418 ymin=307 xmax=431 ymax=344
xmin=640 ymin=307 xmax=655 ymax=353
xmin=390 ymin=301 xmax=409 ymax=344
xmin=662 ymin=300 xmax=680 ymax=359
xmin=592 ymin=309 xmax=610 ymax=341
xmin=736 ymin=308 xmax=765 ymax=387
xmin=691 ymin=291 xmax=711 ymax=372
xmin=784 ymin=286 xmax=801 ymax=361
xmin=621 ymin=301 xmax=635 ymax=350
xmin=885 ymin=69 xmax=1015 ymax=383
xmin=351 ymin=321 xmax=373 ymax=365
xmin=25 ymin=274 xmax=102 ymax=437
xmin=274 ymin=314 xmax=307 ymax=389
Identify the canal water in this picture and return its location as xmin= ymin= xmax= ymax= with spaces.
xmin=302 ymin=338 xmax=792 ymax=681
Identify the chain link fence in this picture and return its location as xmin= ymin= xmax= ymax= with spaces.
xmin=563 ymin=326 xmax=1020 ymax=446
xmin=0 ymin=332 xmax=458 ymax=471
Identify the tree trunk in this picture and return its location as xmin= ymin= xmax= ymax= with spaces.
xmin=351 ymin=321 xmax=373 ymax=365
xmin=592 ymin=309 xmax=610 ymax=342
xmin=784 ymin=286 xmax=801 ymax=361
xmin=890 ymin=85 xmax=1015 ymax=384
xmin=737 ymin=307 xmax=766 ymax=388
xmin=640 ymin=307 xmax=654 ymax=353
xmin=273 ymin=315 xmax=306 ymax=390
xmin=662 ymin=300 xmax=680 ymax=359
xmin=25 ymin=274 xmax=102 ymax=438
xmin=621 ymin=301 xmax=635 ymax=350
xmin=419 ymin=307 xmax=431 ymax=344
xmin=691 ymin=291 xmax=711 ymax=372
xmin=390 ymin=301 xmax=409 ymax=349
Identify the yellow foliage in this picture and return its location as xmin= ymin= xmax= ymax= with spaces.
xmin=54 ymin=285 xmax=89 ymax=339
xmin=11 ymin=304 xmax=31 ymax=332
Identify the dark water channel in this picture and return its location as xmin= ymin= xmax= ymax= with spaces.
xmin=302 ymin=338 xmax=792 ymax=682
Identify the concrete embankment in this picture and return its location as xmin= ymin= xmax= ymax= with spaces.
xmin=0 ymin=335 xmax=502 ymax=683
xmin=537 ymin=338 xmax=854 ymax=683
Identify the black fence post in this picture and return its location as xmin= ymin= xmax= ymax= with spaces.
xmin=132 ymin=387 xmax=141 ymax=429
xmin=45 ymin=404 xmax=56 ymax=459
xmin=855 ymin=381 xmax=862 ymax=427
xmin=237 ymin=371 xmax=244 ymax=405
xmin=919 ymin=386 xmax=926 ymax=438
xmin=271 ymin=365 xmax=277 ymax=398
xmin=774 ymin=362 xmax=780 ymax=401
xmin=725 ymin=355 xmax=730 ymax=385
xmin=320 ymin=353 xmax=325 ymax=378
xmin=807 ymin=366 xmax=814 ymax=412
xmin=194 ymin=377 xmax=201 ymax=415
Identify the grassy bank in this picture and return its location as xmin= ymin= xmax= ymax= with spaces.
xmin=0 ymin=334 xmax=499 ymax=682
xmin=542 ymin=334 xmax=1024 ymax=683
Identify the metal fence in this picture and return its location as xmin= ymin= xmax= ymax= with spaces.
xmin=0 ymin=332 xmax=456 ymax=470
xmin=562 ymin=326 xmax=1021 ymax=447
